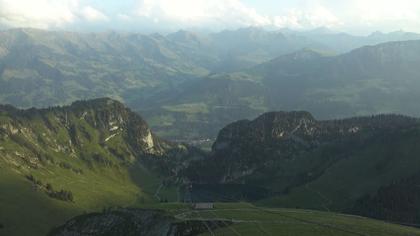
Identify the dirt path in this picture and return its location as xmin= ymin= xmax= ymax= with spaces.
xmin=154 ymin=183 xmax=163 ymax=201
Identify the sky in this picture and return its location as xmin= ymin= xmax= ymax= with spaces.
xmin=0 ymin=0 xmax=419 ymax=34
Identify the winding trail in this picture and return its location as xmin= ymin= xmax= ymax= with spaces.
xmin=154 ymin=183 xmax=163 ymax=201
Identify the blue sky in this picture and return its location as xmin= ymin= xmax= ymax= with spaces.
xmin=1 ymin=0 xmax=420 ymax=34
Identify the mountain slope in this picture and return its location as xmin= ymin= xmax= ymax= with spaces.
xmin=184 ymin=111 xmax=420 ymax=223
xmin=350 ymin=171 xmax=420 ymax=225
xmin=255 ymin=40 xmax=420 ymax=117
xmin=0 ymin=98 xmax=194 ymax=236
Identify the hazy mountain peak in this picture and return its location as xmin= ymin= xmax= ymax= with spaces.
xmin=291 ymin=48 xmax=328 ymax=60
xmin=306 ymin=27 xmax=337 ymax=35
xmin=265 ymin=48 xmax=326 ymax=67
xmin=166 ymin=30 xmax=203 ymax=43
xmin=369 ymin=31 xmax=385 ymax=37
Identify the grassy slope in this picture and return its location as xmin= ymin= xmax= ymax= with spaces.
xmin=259 ymin=130 xmax=420 ymax=211
xmin=0 ymin=156 xmax=167 ymax=236
xmin=0 ymin=104 xmax=178 ymax=236
xmin=154 ymin=203 xmax=420 ymax=236
xmin=0 ymin=167 xmax=77 ymax=236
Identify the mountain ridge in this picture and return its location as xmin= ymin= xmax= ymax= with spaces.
xmin=184 ymin=110 xmax=420 ymax=222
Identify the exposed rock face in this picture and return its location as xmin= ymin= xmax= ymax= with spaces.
xmin=68 ymin=98 xmax=167 ymax=155
xmin=48 ymin=208 xmax=230 ymax=236
xmin=213 ymin=111 xmax=317 ymax=151
xmin=0 ymin=98 xmax=172 ymax=171
xmin=143 ymin=131 xmax=155 ymax=151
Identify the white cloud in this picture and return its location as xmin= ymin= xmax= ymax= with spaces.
xmin=136 ymin=0 xmax=271 ymax=28
xmin=349 ymin=0 xmax=420 ymax=32
xmin=352 ymin=0 xmax=420 ymax=22
xmin=1 ymin=0 xmax=420 ymax=33
xmin=135 ymin=0 xmax=341 ymax=30
xmin=114 ymin=1 xmax=420 ymax=34
xmin=273 ymin=6 xmax=341 ymax=29
xmin=0 ymin=0 xmax=108 ymax=29
xmin=0 ymin=0 xmax=78 ymax=28
xmin=315 ymin=0 xmax=420 ymax=33
xmin=81 ymin=6 xmax=108 ymax=22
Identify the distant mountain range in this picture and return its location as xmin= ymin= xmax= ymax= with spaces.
xmin=1 ymin=27 xmax=420 ymax=143
xmin=143 ymin=39 xmax=420 ymax=142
